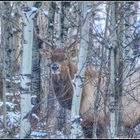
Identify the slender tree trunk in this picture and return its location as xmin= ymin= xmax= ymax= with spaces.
xmin=54 ymin=1 xmax=61 ymax=48
xmin=57 ymin=1 xmax=71 ymax=133
xmin=115 ymin=2 xmax=125 ymax=136
xmin=1 ymin=22 xmax=7 ymax=129
xmin=124 ymin=2 xmax=136 ymax=71
xmin=60 ymin=2 xmax=70 ymax=48
xmin=42 ymin=2 xmax=57 ymax=137
xmin=70 ymin=1 xmax=90 ymax=138
xmin=53 ymin=2 xmax=63 ymax=132
xmin=20 ymin=1 xmax=33 ymax=138
xmin=92 ymin=2 xmax=110 ymax=137
xmin=12 ymin=2 xmax=22 ymax=74
xmin=31 ymin=2 xmax=42 ymax=113
xmin=1 ymin=1 xmax=12 ymax=129
xmin=107 ymin=2 xmax=118 ymax=138
xmin=38 ymin=1 xmax=50 ymax=124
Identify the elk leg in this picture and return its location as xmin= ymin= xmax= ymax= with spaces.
xmin=81 ymin=122 xmax=104 ymax=138
xmin=82 ymin=123 xmax=93 ymax=138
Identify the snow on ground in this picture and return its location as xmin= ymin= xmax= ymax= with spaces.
xmin=30 ymin=130 xmax=47 ymax=138
xmin=7 ymin=111 xmax=20 ymax=128
xmin=5 ymin=92 xmax=20 ymax=96
xmin=0 ymin=101 xmax=16 ymax=109
xmin=0 ymin=90 xmax=49 ymax=138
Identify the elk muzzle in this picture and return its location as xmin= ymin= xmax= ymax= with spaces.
xmin=51 ymin=63 xmax=60 ymax=74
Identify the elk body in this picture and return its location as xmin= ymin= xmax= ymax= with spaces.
xmin=40 ymin=47 xmax=140 ymax=138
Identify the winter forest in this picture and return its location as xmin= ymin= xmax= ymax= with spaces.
xmin=1 ymin=1 xmax=140 ymax=139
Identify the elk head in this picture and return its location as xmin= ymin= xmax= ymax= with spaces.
xmin=39 ymin=40 xmax=79 ymax=109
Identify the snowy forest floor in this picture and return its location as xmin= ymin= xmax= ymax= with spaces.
xmin=1 ymin=81 xmax=140 ymax=138
xmin=0 ymin=91 xmax=69 ymax=139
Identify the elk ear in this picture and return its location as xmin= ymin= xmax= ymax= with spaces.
xmin=39 ymin=48 xmax=51 ymax=58
xmin=68 ymin=48 xmax=79 ymax=58
xmin=67 ymin=40 xmax=80 ymax=58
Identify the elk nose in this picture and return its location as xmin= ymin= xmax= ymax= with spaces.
xmin=51 ymin=63 xmax=59 ymax=71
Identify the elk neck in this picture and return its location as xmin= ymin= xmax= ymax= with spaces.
xmin=51 ymin=60 xmax=76 ymax=110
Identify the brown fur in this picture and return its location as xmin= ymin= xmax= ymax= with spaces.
xmin=50 ymin=48 xmax=77 ymax=109
xmin=47 ymin=48 xmax=106 ymax=129
xmin=40 ymin=48 xmax=140 ymax=136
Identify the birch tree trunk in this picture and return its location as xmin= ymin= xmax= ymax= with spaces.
xmin=115 ymin=2 xmax=125 ymax=136
xmin=31 ymin=2 xmax=42 ymax=113
xmin=52 ymin=2 xmax=62 ymax=132
xmin=1 ymin=1 xmax=12 ymax=129
xmin=107 ymin=2 xmax=118 ymax=138
xmin=70 ymin=1 xmax=90 ymax=138
xmin=57 ymin=1 xmax=71 ymax=132
xmin=92 ymin=2 xmax=110 ymax=137
xmin=38 ymin=1 xmax=50 ymax=122
xmin=12 ymin=2 xmax=23 ymax=74
xmin=54 ymin=1 xmax=61 ymax=48
xmin=124 ymin=2 xmax=136 ymax=71
xmin=20 ymin=1 xmax=33 ymax=138
xmin=1 ymin=16 xmax=7 ymax=129
xmin=41 ymin=2 xmax=57 ymax=136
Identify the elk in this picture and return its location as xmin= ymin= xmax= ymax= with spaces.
xmin=40 ymin=43 xmax=140 ymax=138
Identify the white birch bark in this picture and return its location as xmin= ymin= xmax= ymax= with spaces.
xmin=116 ymin=2 xmax=125 ymax=135
xmin=20 ymin=1 xmax=33 ymax=138
xmin=54 ymin=1 xmax=61 ymax=48
xmin=108 ymin=2 xmax=117 ymax=138
xmin=70 ymin=1 xmax=90 ymax=138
